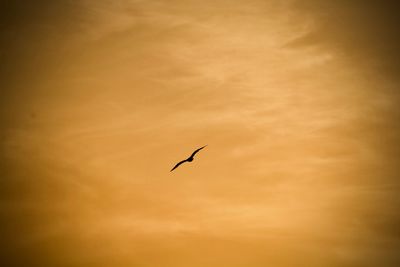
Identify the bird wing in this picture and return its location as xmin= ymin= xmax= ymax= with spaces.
xmin=190 ymin=145 xmax=207 ymax=158
xmin=170 ymin=159 xmax=188 ymax=172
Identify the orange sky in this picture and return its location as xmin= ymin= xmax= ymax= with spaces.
xmin=1 ymin=1 xmax=400 ymax=266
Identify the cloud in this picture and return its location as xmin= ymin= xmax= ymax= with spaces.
xmin=1 ymin=1 xmax=400 ymax=266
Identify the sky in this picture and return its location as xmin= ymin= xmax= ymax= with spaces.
xmin=1 ymin=1 xmax=400 ymax=266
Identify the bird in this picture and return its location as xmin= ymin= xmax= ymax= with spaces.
xmin=170 ymin=145 xmax=207 ymax=172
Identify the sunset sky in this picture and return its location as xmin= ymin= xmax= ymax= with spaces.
xmin=1 ymin=1 xmax=400 ymax=266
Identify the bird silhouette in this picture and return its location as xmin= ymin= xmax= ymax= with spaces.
xmin=170 ymin=145 xmax=207 ymax=172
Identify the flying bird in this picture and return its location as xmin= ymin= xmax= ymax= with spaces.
xmin=170 ymin=145 xmax=207 ymax=172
